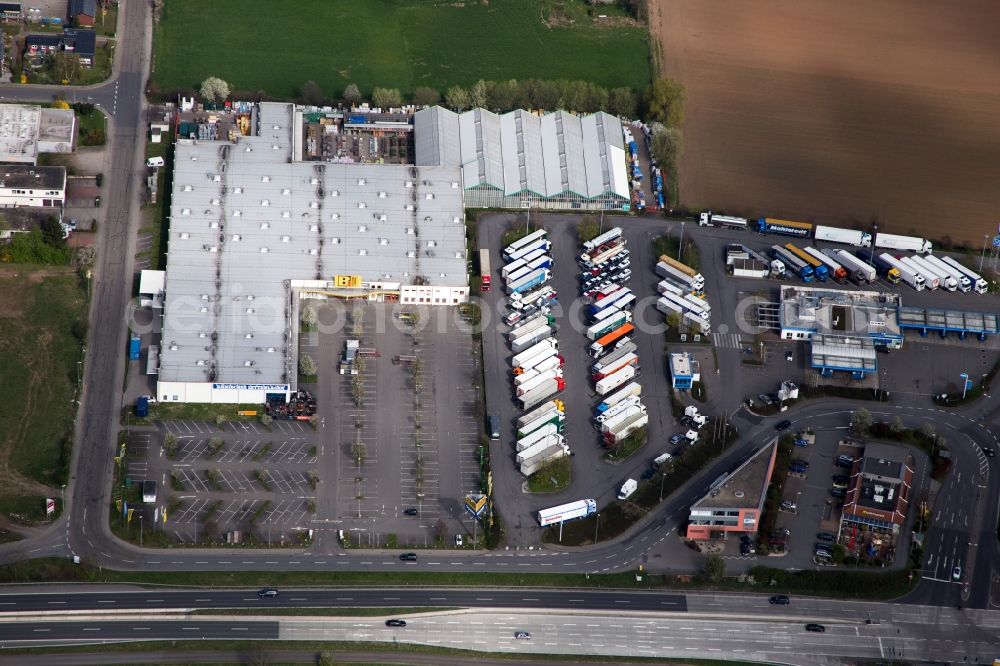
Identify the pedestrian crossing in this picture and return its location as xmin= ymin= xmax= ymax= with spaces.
xmin=712 ymin=332 xmax=743 ymax=349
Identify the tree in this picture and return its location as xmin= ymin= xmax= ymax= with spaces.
xmin=890 ymin=416 xmax=905 ymax=434
xmin=526 ymin=79 xmax=559 ymax=110
xmin=583 ymin=83 xmax=608 ymax=113
xmin=644 ymin=78 xmax=686 ymax=127
xmin=702 ymin=553 xmax=725 ymax=583
xmin=486 ymin=79 xmax=519 ymax=112
xmin=371 ymin=87 xmax=402 ymax=109
xmin=650 ymin=126 xmax=682 ymax=166
xmin=40 ymin=217 xmax=65 ymax=248
xmin=299 ymin=80 xmax=325 ymax=106
xmin=300 ymin=305 xmax=318 ymax=329
xmin=52 ymin=99 xmax=70 ymax=110
xmin=299 ymin=354 xmax=317 ymax=376
xmin=469 ymin=79 xmax=488 ymax=108
xmin=577 ymin=215 xmax=600 ymax=243
xmin=561 ymin=80 xmax=589 ymax=111
xmin=445 ymin=85 xmax=470 ymax=111
xmin=351 ymin=440 xmax=366 ymax=467
xmin=665 ymin=311 xmax=681 ymax=330
xmin=199 ymin=76 xmax=230 ymax=103
xmin=851 ymin=408 xmax=873 ymax=433
xmin=342 ymin=83 xmax=362 ymax=106
xmin=919 ymin=423 xmax=936 ymax=440
xmin=608 ymin=87 xmax=637 ymax=118
xmin=412 ymin=86 xmax=441 ymax=107
xmin=49 ymin=53 xmax=81 ymax=83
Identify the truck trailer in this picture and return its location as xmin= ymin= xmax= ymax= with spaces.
xmin=519 ymin=443 xmax=571 ymax=477
xmin=591 ymin=352 xmax=638 ymax=382
xmin=604 ymin=413 xmax=649 ymax=446
xmin=594 ymin=395 xmax=643 ymax=426
xmin=510 ymin=326 xmax=555 ymax=354
xmin=591 ymin=341 xmax=637 ymax=374
xmin=784 ymin=243 xmax=830 ymax=281
xmin=699 ymin=212 xmax=748 ymax=230
xmin=900 ymin=256 xmax=939 ymax=290
xmin=507 ymin=268 xmax=550 ymax=294
xmin=922 ymin=255 xmax=971 ymax=293
xmin=908 ymin=255 xmax=954 ymax=291
xmin=514 ymin=356 xmax=563 ymax=386
xmin=757 ymin=217 xmax=813 ymax=238
xmin=516 ymin=400 xmax=564 ymax=435
xmin=595 ymin=364 xmax=637 ymax=396
xmin=657 ymin=279 xmax=686 ymax=297
xmin=940 ymin=256 xmax=988 ymax=294
xmin=596 ymin=381 xmax=642 ymax=413
xmin=805 ymin=246 xmax=847 ymax=282
xmin=590 ymin=323 xmax=634 ymax=358
xmin=518 ymin=377 xmax=566 ymax=411
xmin=511 ymin=339 xmax=558 ymax=368
xmin=874 ymin=232 xmax=932 ymax=255
xmin=581 ymin=227 xmax=622 ymax=253
xmin=503 ymin=229 xmax=548 ymax=261
xmin=877 ymin=253 xmax=925 ymax=290
xmin=515 ymin=368 xmax=563 ymax=397
xmin=537 ymin=499 xmax=597 ymax=527
xmin=509 ymin=285 xmax=556 ymax=310
xmin=586 ymin=310 xmax=632 ymax=341
xmin=771 ymin=245 xmax=815 ymax=281
xmin=655 ymin=260 xmax=705 ymax=291
xmin=813 ymin=225 xmax=873 ymax=247
xmin=831 ymin=250 xmax=877 ymax=283
xmin=479 ymin=248 xmax=491 ymax=291
xmin=599 ymin=403 xmax=647 ymax=433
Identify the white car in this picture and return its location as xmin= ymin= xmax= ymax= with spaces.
xmin=952 ymin=565 xmax=961 ymax=580
xmin=455 ymin=534 xmax=463 ymax=547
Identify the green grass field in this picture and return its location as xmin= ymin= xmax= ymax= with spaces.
xmin=153 ymin=0 xmax=650 ymax=99
xmin=0 ymin=270 xmax=86 ymax=509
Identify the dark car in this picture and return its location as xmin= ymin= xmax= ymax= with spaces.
xmin=984 ymin=448 xmax=996 ymax=457
xmin=769 ymin=595 xmax=790 ymax=605
xmin=515 ymin=631 xmax=532 ymax=640
xmin=385 ymin=619 xmax=407 ymax=627
xmin=403 ymin=507 xmax=419 ymax=516
xmin=830 ymin=487 xmax=846 ymax=498
xmin=805 ymin=623 xmax=826 ymax=633
xmin=816 ymin=532 xmax=835 ymax=543
xmin=832 ymin=474 xmax=849 ymax=485
xmin=641 ymin=467 xmax=656 ymax=481
xmin=775 ymin=419 xmax=792 ymax=431
xmin=399 ymin=552 xmax=418 ymax=561
xmin=740 ymin=542 xmax=752 ymax=556
xmin=669 ymin=433 xmax=687 ymax=445
xmin=257 ymin=588 xmax=278 ymax=598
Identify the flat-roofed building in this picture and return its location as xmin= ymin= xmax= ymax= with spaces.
xmin=779 ymin=285 xmax=903 ymax=349
xmin=840 ymin=442 xmax=913 ymax=538
xmin=157 ymin=103 xmax=468 ymax=404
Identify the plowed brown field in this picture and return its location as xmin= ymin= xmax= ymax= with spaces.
xmin=651 ymin=0 xmax=1000 ymax=246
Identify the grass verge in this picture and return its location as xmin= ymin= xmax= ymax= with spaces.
xmin=526 ymin=457 xmax=571 ymax=493
xmin=124 ymin=401 xmax=264 ymax=425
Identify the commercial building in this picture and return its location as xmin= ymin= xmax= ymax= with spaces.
xmin=669 ymin=352 xmax=700 ymax=390
xmin=840 ymin=442 xmax=914 ymax=538
xmin=0 ymin=103 xmax=75 ymax=164
xmin=156 ymin=102 xmax=468 ymax=404
xmin=779 ymin=285 xmax=903 ymax=349
xmin=0 ymin=165 xmax=66 ymax=208
xmin=414 ymin=106 xmax=630 ymax=211
xmin=809 ymin=333 xmax=878 ymax=379
xmin=686 ymin=439 xmax=778 ymax=540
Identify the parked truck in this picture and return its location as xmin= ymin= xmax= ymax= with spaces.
xmin=507 ymin=268 xmax=550 ymax=294
xmin=599 ymin=402 xmax=647 ymax=433
xmin=580 ymin=238 xmax=627 ymax=267
xmin=510 ymin=285 xmax=557 ymax=311
xmin=517 ymin=377 xmax=565 ymax=411
xmin=659 ymin=292 xmax=708 ymax=319
xmin=832 ymin=249 xmax=877 ymax=283
xmin=503 ymin=229 xmax=547 ymax=261
xmin=516 ymin=426 xmax=563 ymax=453
xmin=657 ymin=279 xmax=686 ymax=297
xmin=684 ymin=311 xmax=712 ymax=334
xmin=592 ymin=352 xmax=638 ymax=382
xmin=581 ymin=227 xmax=622 ymax=253
xmin=940 ymin=256 xmax=988 ymax=294
xmin=507 ymin=313 xmax=555 ymax=340
xmin=479 ymin=248 xmax=491 ymax=291
xmin=514 ymin=356 xmax=563 ymax=387
xmin=875 ymin=233 xmax=932 ymax=255
xmin=813 ymin=225 xmax=873 ymax=247
xmin=877 ymin=253 xmax=925 ymax=290
xmin=595 ymin=381 xmax=642 ymax=413
xmin=784 ymin=243 xmax=829 ymax=281
xmin=516 ymin=400 xmax=564 ymax=437
xmin=923 ymin=254 xmax=971 ymax=293
xmin=589 ymin=322 xmax=634 ymax=358
xmin=804 ymin=246 xmax=848 ymax=282
xmin=604 ymin=411 xmax=649 ymax=445
xmin=519 ymin=443 xmax=571 ymax=477
xmin=129 ymin=334 xmax=141 ymax=360
xmin=908 ymin=254 xmax=954 ymax=291
xmin=771 ymin=245 xmax=815 ymax=281
xmin=589 ymin=288 xmax=631 ymax=317
xmin=617 ymin=478 xmax=639 ymax=500
xmin=594 ymin=396 xmax=643 ymax=427
xmin=699 ymin=212 xmax=749 ymax=230
xmin=655 ymin=260 xmax=705 ymax=291
xmin=586 ymin=310 xmax=632 ymax=341
xmin=511 ymin=338 xmax=558 ymax=368
xmin=595 ymin=364 xmax=637 ymax=396
xmin=591 ymin=341 xmax=637 ymax=374
xmin=510 ymin=326 xmax=555 ymax=354
xmin=656 ymin=295 xmax=684 ymax=318
xmin=537 ymin=499 xmax=596 ymax=527
xmin=900 ymin=256 xmax=939 ymax=290
xmin=516 ymin=368 xmax=563 ymax=397
xmin=757 ymin=217 xmax=813 ymax=238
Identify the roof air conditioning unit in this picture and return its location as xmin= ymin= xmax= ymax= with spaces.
xmin=180 ymin=232 xmax=190 ymax=239
xmin=260 ymin=222 xmax=270 ymax=229
xmin=234 ymin=187 xmax=243 ymax=193
xmin=261 ymin=199 xmax=270 ymax=206
xmin=262 ymin=176 xmax=271 ymax=183
xmin=359 ymin=249 xmax=367 ymax=256
xmin=282 ymin=188 xmax=291 ymax=195
xmin=378 ymin=191 xmax=387 ymax=198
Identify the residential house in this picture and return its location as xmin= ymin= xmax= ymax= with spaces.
xmin=68 ymin=0 xmax=96 ymax=27
xmin=61 ymin=28 xmax=96 ymax=66
xmin=24 ymin=28 xmax=96 ymax=69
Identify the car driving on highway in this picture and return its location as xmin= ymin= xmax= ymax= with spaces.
xmin=386 ymin=619 xmax=407 ymax=627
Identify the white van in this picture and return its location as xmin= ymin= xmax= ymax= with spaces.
xmin=146 ymin=156 xmax=165 ymax=168
xmin=618 ymin=478 xmax=638 ymax=500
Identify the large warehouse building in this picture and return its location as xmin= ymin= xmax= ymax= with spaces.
xmin=157 ymin=102 xmax=468 ymax=404
xmin=414 ymin=106 xmax=630 ymax=211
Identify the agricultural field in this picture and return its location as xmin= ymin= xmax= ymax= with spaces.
xmin=652 ymin=0 xmax=1000 ymax=246
xmin=153 ymin=0 xmax=650 ymax=99
xmin=0 ymin=268 xmax=86 ymax=523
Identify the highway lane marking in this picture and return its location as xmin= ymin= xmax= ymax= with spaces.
xmin=195 ymin=599 xmax=211 ymax=602
xmin=32 ymin=629 xmax=50 ymax=633
xmin=146 ymin=599 xmax=163 ymax=602
xmin=82 ymin=628 xmax=100 ymax=632
xmin=47 ymin=601 xmax=66 ymax=605
xmin=231 ymin=627 xmax=248 ymax=631
xmin=133 ymin=627 xmax=150 ymax=631
xmin=98 ymin=600 xmax=115 ymax=604
xmin=182 ymin=627 xmax=199 ymax=631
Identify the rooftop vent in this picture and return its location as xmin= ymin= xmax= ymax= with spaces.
xmin=260 ymin=222 xmax=270 ymax=229
xmin=198 ymin=333 xmax=206 ymax=339
xmin=181 ymin=208 xmax=191 ymax=215
xmin=331 ymin=190 xmax=339 ymax=197
xmin=378 ymin=191 xmax=387 ymax=198
xmin=358 ymin=178 xmax=366 ymax=186
xmin=272 ymin=144 xmax=280 ymax=150
xmin=330 ymin=213 xmax=339 ymax=220
xmin=190 ymin=156 xmax=198 ymax=161
xmin=232 ymin=210 xmax=242 ymax=217
xmin=261 ymin=199 xmax=270 ymax=206
xmin=262 ymin=176 xmax=271 ymax=183
xmin=282 ymin=188 xmax=291 ymax=195
xmin=245 ymin=333 xmax=253 ymax=339
xmin=405 ymin=180 xmax=413 ymax=188
xmin=310 ymin=201 xmax=319 ymax=209
xmin=259 ymin=247 xmax=268 ymax=253
xmin=425 ymin=193 xmax=434 ymax=200
xmin=405 ymin=204 xmax=414 ymax=211
xmin=209 ymin=221 xmax=219 ymax=229
xmin=453 ymin=216 xmax=461 ymax=224
xmin=180 ymin=232 xmax=190 ymax=239
xmin=331 ymin=237 xmax=340 ymax=244
xmin=378 ymin=214 xmax=387 ymax=222
xmin=359 ymin=249 xmax=367 ymax=256
xmin=281 ymin=235 xmax=290 ymax=243
xmin=232 ymin=234 xmax=241 ymax=241
xmin=379 ymin=238 xmax=388 ymax=246
xmin=234 ymin=187 xmax=243 ymax=194
xmin=406 ymin=251 xmax=416 ymax=258
xmin=309 ymin=225 xmax=319 ymax=232
xmin=405 ymin=227 xmax=415 ymax=235
xmin=210 ymin=198 xmax=221 ymax=205
xmin=309 ymin=248 xmax=318 ymax=255
xmin=358 ymin=225 xmax=367 ymax=232
xmin=281 ymin=211 xmax=290 ymax=218
xmin=310 ymin=177 xmax=319 ymax=185
xmin=267 ymin=347 xmax=276 ymax=353
xmin=358 ymin=202 xmax=367 ymax=209
xmin=426 ymin=240 xmax=437 ymax=248
xmin=196 ymin=360 xmax=206 ymax=366
xmin=451 ymin=181 xmax=459 ymax=189
xmin=212 ymin=174 xmax=221 ymax=182
xmin=182 ymin=185 xmax=193 ymax=192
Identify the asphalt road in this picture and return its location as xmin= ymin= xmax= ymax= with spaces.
xmin=0 ymin=619 xmax=278 ymax=643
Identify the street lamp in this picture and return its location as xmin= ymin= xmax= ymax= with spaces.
xmin=593 ymin=513 xmax=601 ymax=544
xmin=869 ymin=224 xmax=878 ymax=266
xmin=980 ymin=235 xmax=990 ymax=272
xmin=677 ymin=221 xmax=686 ymax=260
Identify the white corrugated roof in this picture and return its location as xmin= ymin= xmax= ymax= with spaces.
xmin=414 ymin=106 xmax=627 ymax=201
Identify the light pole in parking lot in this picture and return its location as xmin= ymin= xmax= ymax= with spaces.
xmin=870 ymin=224 xmax=878 ymax=266
xmin=677 ymin=221 xmax=686 ymax=260
xmin=593 ymin=513 xmax=600 ymax=544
